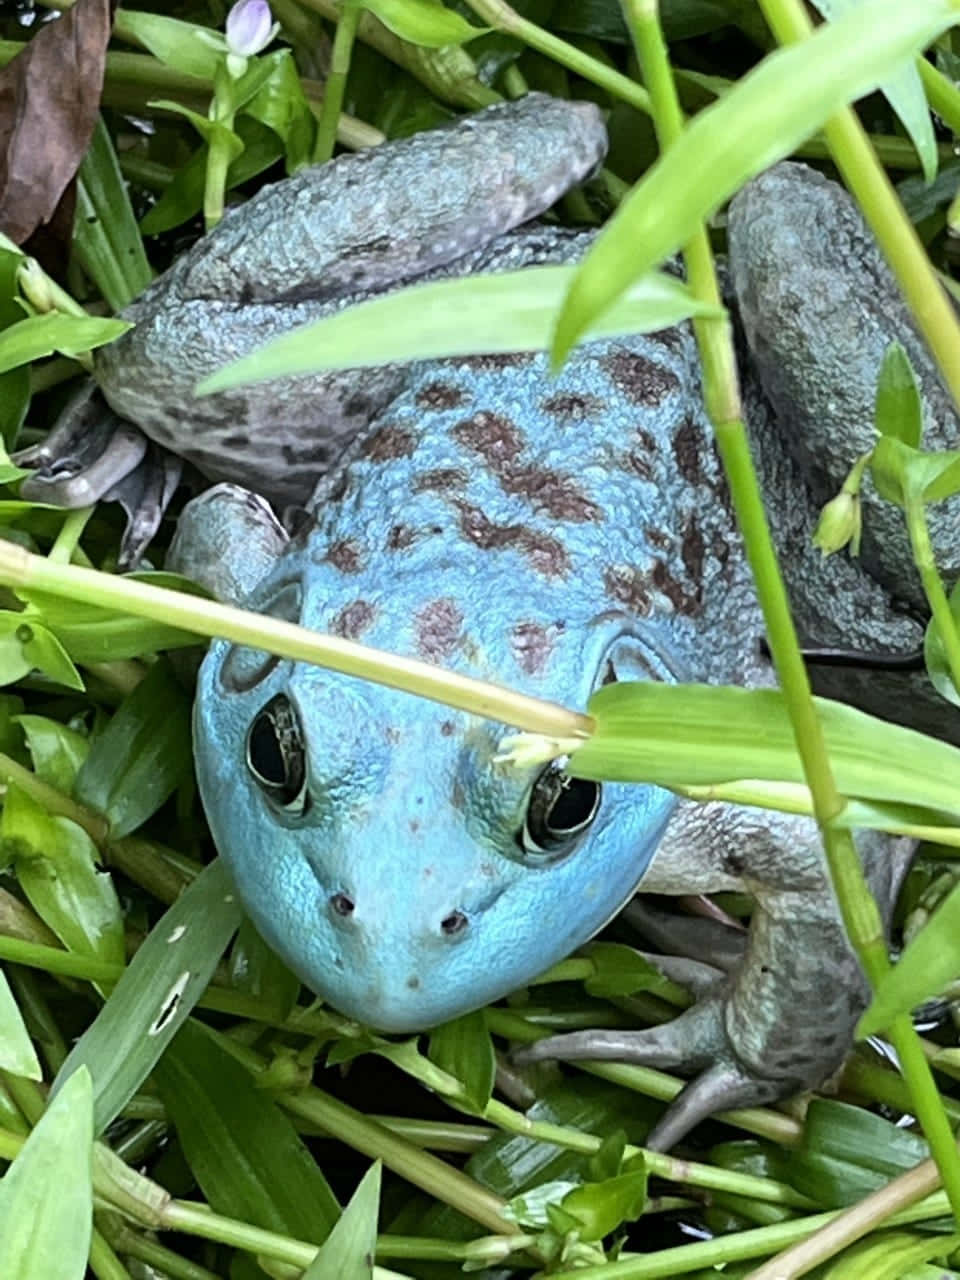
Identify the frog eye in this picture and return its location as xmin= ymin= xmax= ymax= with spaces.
xmin=246 ymin=694 xmax=309 ymax=815
xmin=520 ymin=762 xmax=601 ymax=862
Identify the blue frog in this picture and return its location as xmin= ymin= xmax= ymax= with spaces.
xmin=24 ymin=95 xmax=960 ymax=1149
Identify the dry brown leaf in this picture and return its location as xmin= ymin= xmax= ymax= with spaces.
xmin=0 ymin=0 xmax=113 ymax=245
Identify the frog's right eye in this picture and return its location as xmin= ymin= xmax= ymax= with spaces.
xmin=246 ymin=694 xmax=309 ymax=815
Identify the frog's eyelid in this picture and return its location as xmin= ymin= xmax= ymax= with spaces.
xmin=219 ymin=581 xmax=302 ymax=693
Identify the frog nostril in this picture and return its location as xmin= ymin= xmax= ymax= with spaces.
xmin=330 ymin=892 xmax=355 ymax=918
xmin=440 ymin=910 xmax=469 ymax=937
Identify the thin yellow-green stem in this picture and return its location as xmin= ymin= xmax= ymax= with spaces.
xmin=906 ymin=496 xmax=960 ymax=696
xmin=918 ymin=55 xmax=960 ymax=137
xmin=312 ymin=0 xmax=362 ymax=164
xmin=0 ymin=541 xmax=592 ymax=738
xmin=624 ymin=0 xmax=960 ymax=1222
xmin=463 ymin=0 xmax=652 ymax=115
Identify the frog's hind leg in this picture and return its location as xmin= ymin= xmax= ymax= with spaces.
xmin=167 ymin=483 xmax=289 ymax=603
xmin=517 ymin=803 xmax=914 ymax=1150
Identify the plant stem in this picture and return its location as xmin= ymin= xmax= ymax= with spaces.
xmin=906 ymin=496 xmax=960 ymax=697
xmin=313 ymin=0 xmax=362 ymax=164
xmin=624 ymin=0 xmax=960 ymax=1223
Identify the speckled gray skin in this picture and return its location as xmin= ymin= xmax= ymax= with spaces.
xmin=38 ymin=96 xmax=957 ymax=1149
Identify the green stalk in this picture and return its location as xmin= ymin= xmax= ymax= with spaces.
xmin=917 ymin=55 xmax=960 ymax=137
xmin=622 ymin=0 xmax=960 ymax=1221
xmin=313 ymin=0 xmax=363 ymax=164
xmin=0 ymin=541 xmax=592 ymax=739
xmin=906 ymin=496 xmax=960 ymax=696
xmin=463 ymin=0 xmax=652 ymax=115
xmin=88 ymin=1230 xmax=131 ymax=1280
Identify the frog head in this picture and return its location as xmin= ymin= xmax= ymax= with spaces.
xmin=195 ymin=565 xmax=680 ymax=1031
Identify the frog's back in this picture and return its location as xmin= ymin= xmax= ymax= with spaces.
xmin=295 ymin=329 xmax=760 ymax=695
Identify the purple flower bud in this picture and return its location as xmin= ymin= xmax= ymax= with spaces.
xmin=225 ymin=0 xmax=276 ymax=57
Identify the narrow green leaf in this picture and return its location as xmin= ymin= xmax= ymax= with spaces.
xmin=0 ymin=1067 xmax=93 ymax=1280
xmin=149 ymin=100 xmax=245 ymax=162
xmin=0 ymin=248 xmax=30 ymax=447
xmin=582 ymin=942 xmax=691 ymax=1005
xmin=197 ymin=267 xmax=722 ymax=393
xmin=74 ymin=660 xmax=192 ymax=838
xmin=303 ymin=1161 xmax=381 ymax=1280
xmin=0 ymin=313 xmax=131 ymax=375
xmin=924 ymin=578 xmax=960 ymax=706
xmin=3 ymin=785 xmax=124 ymax=969
xmin=0 ymin=612 xmax=83 ymax=690
xmin=113 ymin=10 xmax=222 ymax=79
xmin=16 ymin=714 xmax=90 ymax=792
xmin=568 ymin=682 xmax=960 ymax=824
xmin=244 ymin=49 xmax=314 ymax=170
xmin=560 ymin=1168 xmax=648 ymax=1241
xmin=428 ymin=1010 xmax=495 ymax=1114
xmin=859 ymin=878 xmax=960 ymax=1034
xmin=551 ymin=0 xmax=955 ymax=361
xmin=0 ymin=966 xmax=41 ymax=1079
xmin=364 ymin=0 xmax=486 ymax=45
xmin=228 ymin=918 xmax=300 ymax=1018
xmin=52 ymin=859 xmax=242 ymax=1133
xmin=824 ymin=1231 xmax=960 ymax=1279
xmin=155 ymin=1020 xmax=340 ymax=1246
xmin=874 ymin=342 xmax=923 ymax=446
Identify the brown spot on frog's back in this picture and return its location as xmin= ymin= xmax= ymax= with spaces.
xmin=361 ymin=425 xmax=416 ymax=461
xmin=603 ymin=350 xmax=681 ymax=405
xmin=416 ymin=597 xmax=464 ymax=662
xmin=457 ymin=503 xmax=570 ymax=578
xmin=413 ymin=467 xmax=468 ymax=494
xmin=500 ymin=466 xmax=602 ymax=523
xmin=511 ymin=621 xmax=563 ymax=675
xmin=416 ymin=381 xmax=467 ymax=410
xmin=672 ymin=416 xmax=706 ymax=486
xmin=604 ymin=565 xmax=651 ymax=614
xmin=652 ymin=558 xmax=700 ymax=616
xmin=387 ymin=523 xmax=416 ymax=551
xmin=681 ymin=513 xmax=705 ymax=584
xmin=324 ymin=537 xmax=364 ymax=573
xmin=330 ymin=600 xmax=376 ymax=639
xmin=452 ymin=411 xmax=525 ymax=469
xmin=542 ymin=392 xmax=607 ymax=419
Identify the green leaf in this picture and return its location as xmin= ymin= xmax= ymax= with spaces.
xmin=428 ymin=1010 xmax=495 ymax=1113
xmin=0 ymin=967 xmax=41 ymax=1079
xmin=924 ymin=578 xmax=960 ymax=707
xmin=74 ymin=116 xmax=153 ymax=311
xmin=228 ymin=918 xmax=300 ymax=1018
xmin=560 ymin=1168 xmax=648 ymax=1241
xmin=824 ymin=1231 xmax=960 ymax=1278
xmin=73 ymin=660 xmax=192 ymax=838
xmin=859 ymin=877 xmax=960 ymax=1034
xmin=364 ymin=0 xmax=486 ymax=46
xmin=874 ymin=342 xmax=923 ymax=446
xmin=244 ymin=49 xmax=315 ymax=170
xmin=16 ymin=714 xmax=90 ymax=791
xmin=0 ymin=312 xmax=131 ymax=375
xmin=812 ymin=0 xmax=938 ymax=182
xmin=22 ymin=571 xmax=206 ymax=664
xmin=149 ymin=100 xmax=245 ymax=162
xmin=551 ymin=0 xmax=956 ymax=361
xmin=0 ymin=613 xmax=84 ymax=690
xmin=582 ymin=942 xmax=691 ymax=1005
xmin=52 ymin=859 xmax=242 ymax=1134
xmin=113 ymin=10 xmax=223 ymax=79
xmin=0 ymin=249 xmax=31 ymax=448
xmin=155 ymin=1020 xmax=340 ymax=1246
xmin=303 ymin=1161 xmax=380 ymax=1279
xmin=3 ymin=784 xmax=124 ymax=969
xmin=197 ymin=267 xmax=722 ymax=393
xmin=568 ymin=682 xmax=960 ymax=825
xmin=0 ymin=1067 xmax=93 ymax=1280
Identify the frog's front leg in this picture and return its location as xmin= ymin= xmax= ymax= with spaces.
xmin=519 ymin=803 xmax=914 ymax=1150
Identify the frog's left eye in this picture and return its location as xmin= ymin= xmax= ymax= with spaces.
xmin=520 ymin=762 xmax=601 ymax=862
xmin=246 ymin=694 xmax=309 ymax=815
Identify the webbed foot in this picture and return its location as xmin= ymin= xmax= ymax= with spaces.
xmin=16 ymin=382 xmax=182 ymax=567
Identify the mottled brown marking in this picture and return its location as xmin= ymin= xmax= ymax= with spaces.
xmin=604 ymin=565 xmax=651 ymax=615
xmin=453 ymin=411 xmax=525 ymax=468
xmin=500 ymin=466 xmax=602 ymax=523
xmin=416 ymin=381 xmax=466 ymax=410
xmin=325 ymin=537 xmax=364 ymax=573
xmin=416 ymin=597 xmax=464 ymax=662
xmin=672 ymin=417 xmax=706 ymax=486
xmin=387 ymin=524 xmax=416 ymax=551
xmin=361 ymin=425 xmax=416 ymax=462
xmin=649 ymin=325 xmax=686 ymax=355
xmin=469 ymin=352 xmax=536 ymax=371
xmin=652 ymin=559 xmax=699 ymax=616
xmin=710 ymin=529 xmax=732 ymax=571
xmin=542 ymin=392 xmax=606 ymax=419
xmin=681 ymin=513 xmax=705 ymax=587
xmin=413 ymin=467 xmax=468 ymax=494
xmin=511 ymin=621 xmax=560 ymax=675
xmin=622 ymin=449 xmax=652 ymax=480
xmin=440 ymin=720 xmax=455 ymax=737
xmin=330 ymin=600 xmax=376 ymax=639
xmin=603 ymin=350 xmax=681 ymax=405
xmin=457 ymin=503 xmax=569 ymax=577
